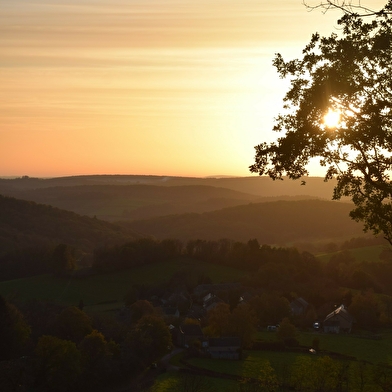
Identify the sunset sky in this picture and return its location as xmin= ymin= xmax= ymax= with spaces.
xmin=1 ymin=0 xmax=385 ymax=178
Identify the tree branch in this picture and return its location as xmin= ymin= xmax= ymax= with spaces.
xmin=303 ymin=0 xmax=392 ymax=17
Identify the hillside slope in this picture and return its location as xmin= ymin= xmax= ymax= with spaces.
xmin=125 ymin=199 xmax=365 ymax=245
xmin=0 ymin=195 xmax=142 ymax=255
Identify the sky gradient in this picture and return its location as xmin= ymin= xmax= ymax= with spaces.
xmin=1 ymin=0 xmax=385 ymax=178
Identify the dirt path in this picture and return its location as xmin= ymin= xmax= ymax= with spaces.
xmin=113 ymin=348 xmax=184 ymax=392
xmin=159 ymin=347 xmax=184 ymax=371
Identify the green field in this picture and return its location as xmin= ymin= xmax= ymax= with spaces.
xmin=0 ymin=258 xmax=246 ymax=311
xmin=154 ymin=330 xmax=392 ymax=392
xmin=149 ymin=371 xmax=237 ymax=392
xmin=187 ymin=351 xmax=298 ymax=379
xmin=316 ymin=244 xmax=386 ymax=263
xmin=254 ymin=329 xmax=392 ymax=364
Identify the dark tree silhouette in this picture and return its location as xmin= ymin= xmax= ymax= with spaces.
xmin=304 ymin=0 xmax=392 ymax=17
xmin=0 ymin=296 xmax=31 ymax=361
xmin=251 ymin=2 xmax=392 ymax=244
xmin=51 ymin=243 xmax=75 ymax=276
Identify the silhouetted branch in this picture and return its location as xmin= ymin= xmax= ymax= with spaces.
xmin=303 ymin=0 xmax=392 ymax=17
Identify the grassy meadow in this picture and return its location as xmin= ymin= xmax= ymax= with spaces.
xmin=149 ymin=329 xmax=392 ymax=392
xmin=149 ymin=371 xmax=238 ymax=392
xmin=316 ymin=244 xmax=386 ymax=263
xmin=0 ymin=258 xmax=246 ymax=312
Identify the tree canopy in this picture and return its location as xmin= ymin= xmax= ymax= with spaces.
xmin=250 ymin=1 xmax=392 ymax=244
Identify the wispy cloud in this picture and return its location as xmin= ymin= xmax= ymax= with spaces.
xmin=0 ymin=0 xmax=358 ymax=177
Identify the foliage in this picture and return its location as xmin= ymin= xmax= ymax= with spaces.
xmin=349 ymin=290 xmax=380 ymax=329
xmin=0 ymin=357 xmax=34 ymax=392
xmin=53 ymin=306 xmax=93 ymax=343
xmin=35 ymin=335 xmax=82 ymax=392
xmin=276 ymin=318 xmax=298 ymax=345
xmin=79 ymin=330 xmax=120 ymax=388
xmin=93 ymin=238 xmax=182 ymax=273
xmin=290 ymin=355 xmax=343 ymax=392
xmin=203 ymin=303 xmax=231 ymax=337
xmin=0 ymin=295 xmax=31 ymax=361
xmin=51 ymin=243 xmax=75 ymax=276
xmin=250 ymin=5 xmax=392 ymax=244
xmin=203 ymin=303 xmax=257 ymax=348
xmin=228 ymin=304 xmax=258 ymax=348
xmin=238 ymin=360 xmax=279 ymax=392
xmin=122 ymin=315 xmax=172 ymax=372
xmin=128 ymin=299 xmax=157 ymax=324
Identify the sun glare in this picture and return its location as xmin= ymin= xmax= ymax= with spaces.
xmin=323 ymin=109 xmax=341 ymax=128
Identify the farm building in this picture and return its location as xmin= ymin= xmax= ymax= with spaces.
xmin=323 ymin=304 xmax=354 ymax=333
xmin=207 ymin=337 xmax=241 ymax=360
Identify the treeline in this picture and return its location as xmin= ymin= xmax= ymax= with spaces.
xmin=92 ymin=237 xmax=317 ymax=274
xmin=0 ymin=243 xmax=88 ymax=281
xmin=93 ymin=238 xmax=183 ymax=272
xmin=93 ymin=237 xmax=392 ymax=305
xmin=92 ymin=238 xmax=321 ymax=311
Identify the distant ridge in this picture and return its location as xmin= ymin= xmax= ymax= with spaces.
xmin=0 ymin=175 xmax=339 ymax=221
xmin=0 ymin=174 xmax=336 ymax=198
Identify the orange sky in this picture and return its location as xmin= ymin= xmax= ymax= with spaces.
xmin=1 ymin=0 xmax=385 ymax=178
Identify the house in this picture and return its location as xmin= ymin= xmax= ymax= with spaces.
xmin=290 ymin=297 xmax=309 ymax=316
xmin=206 ymin=337 xmax=241 ymax=360
xmin=185 ymin=304 xmax=205 ymax=320
xmin=177 ymin=324 xmax=204 ymax=347
xmin=161 ymin=307 xmax=180 ymax=319
xmin=202 ymin=294 xmax=225 ymax=312
xmin=323 ymin=304 xmax=354 ymax=333
xmin=238 ymin=291 xmax=254 ymax=306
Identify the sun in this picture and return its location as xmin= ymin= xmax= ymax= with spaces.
xmin=323 ymin=109 xmax=341 ymax=128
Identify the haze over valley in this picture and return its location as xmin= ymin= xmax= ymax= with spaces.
xmin=0 ymin=174 xmax=373 ymax=271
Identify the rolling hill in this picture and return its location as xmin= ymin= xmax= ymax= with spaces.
xmin=0 ymin=194 xmax=143 ymax=255
xmin=0 ymin=184 xmax=260 ymax=221
xmin=0 ymin=175 xmax=338 ymax=221
xmin=124 ymin=199 xmax=367 ymax=245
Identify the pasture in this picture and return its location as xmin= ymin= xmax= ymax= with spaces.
xmin=150 ymin=330 xmax=392 ymax=391
xmin=316 ymin=244 xmax=386 ymax=264
xmin=0 ymin=258 xmax=245 ymax=312
xmin=149 ymin=372 xmax=237 ymax=392
xmin=255 ymin=329 xmax=392 ymax=364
